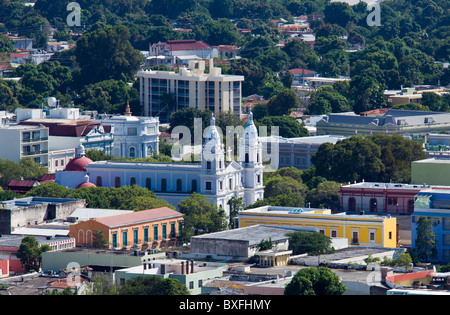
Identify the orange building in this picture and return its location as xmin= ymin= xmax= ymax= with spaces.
xmin=69 ymin=207 xmax=184 ymax=250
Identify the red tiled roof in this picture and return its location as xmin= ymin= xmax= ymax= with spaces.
xmin=95 ymin=207 xmax=183 ymax=228
xmin=37 ymin=174 xmax=55 ymax=182
xmin=387 ymin=270 xmax=435 ymax=283
xmin=19 ymin=120 xmax=103 ymax=137
xmin=7 ymin=180 xmax=39 ymax=193
xmin=11 ymin=53 xmax=29 ymax=58
xmin=290 ymin=68 xmax=317 ymax=75
xmin=165 ymin=40 xmax=211 ymax=51
xmin=7 ymin=180 xmax=38 ymax=188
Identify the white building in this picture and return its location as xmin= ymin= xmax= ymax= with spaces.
xmin=0 ymin=124 xmax=49 ymax=166
xmin=137 ymin=59 xmax=244 ymax=122
xmin=56 ymin=113 xmax=265 ymax=214
xmin=100 ymin=102 xmax=160 ymax=159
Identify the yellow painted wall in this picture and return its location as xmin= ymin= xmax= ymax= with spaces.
xmin=239 ymin=213 xmax=397 ymax=248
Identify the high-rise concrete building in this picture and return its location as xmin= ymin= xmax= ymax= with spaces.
xmin=137 ymin=60 xmax=244 ymax=122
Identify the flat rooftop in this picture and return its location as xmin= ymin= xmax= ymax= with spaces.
xmin=191 ymin=225 xmax=313 ymax=246
xmin=241 ymin=206 xmax=395 ymax=220
xmin=342 ymin=182 xmax=427 ymax=190
xmin=0 ymin=197 xmax=82 ymax=209
xmin=0 ymin=234 xmax=73 ymax=248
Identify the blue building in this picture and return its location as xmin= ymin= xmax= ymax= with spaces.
xmin=412 ymin=189 xmax=450 ymax=263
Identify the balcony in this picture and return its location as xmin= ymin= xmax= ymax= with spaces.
xmin=22 ymin=149 xmax=49 ymax=156
xmin=22 ymin=136 xmax=48 ymax=143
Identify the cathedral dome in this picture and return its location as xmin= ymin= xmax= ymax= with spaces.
xmin=75 ymin=174 xmax=96 ymax=189
xmin=243 ymin=110 xmax=258 ymax=139
xmin=65 ymin=144 xmax=93 ymax=172
xmin=75 ymin=181 xmax=96 ymax=189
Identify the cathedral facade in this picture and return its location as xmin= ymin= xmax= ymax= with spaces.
xmin=56 ymin=113 xmax=265 ymax=215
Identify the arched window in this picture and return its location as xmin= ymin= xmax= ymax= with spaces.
xmin=207 ymin=160 xmax=211 ymax=169
xmin=129 ymin=147 xmax=136 ymax=158
xmin=146 ymin=178 xmax=151 ymax=190
xmin=176 ymin=179 xmax=182 ymax=192
xmin=348 ymin=197 xmax=356 ymax=212
xmin=96 ymin=176 xmax=102 ymax=187
xmin=245 ymin=153 xmax=249 ymax=163
xmin=115 ymin=176 xmax=121 ymax=188
xmin=192 ymin=179 xmax=198 ymax=193
xmin=130 ymin=177 xmax=136 ymax=186
xmin=161 ymin=178 xmax=167 ymax=192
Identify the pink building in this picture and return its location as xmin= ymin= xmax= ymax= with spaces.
xmin=340 ymin=182 xmax=425 ymax=215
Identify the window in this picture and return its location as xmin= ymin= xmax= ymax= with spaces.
xmin=129 ymin=147 xmax=136 ymax=158
xmin=55 ymin=160 xmax=59 ymax=167
xmin=146 ymin=178 xmax=151 ymax=190
xmin=161 ymin=178 xmax=167 ymax=192
xmin=154 ymin=226 xmax=158 ymax=241
xmin=189 ymin=281 xmax=194 ymax=290
xmin=115 ymin=177 xmax=121 ymax=188
xmin=206 ymin=181 xmax=212 ymax=191
xmin=144 ymin=227 xmax=149 ymax=243
xmin=207 ymin=161 xmax=211 ymax=169
xmin=134 ymin=229 xmax=138 ymax=244
xmin=128 ymin=127 xmax=137 ymax=136
xmin=96 ymin=176 xmax=102 ymax=187
xmin=171 ymin=222 xmax=175 ymax=238
xmin=179 ymin=221 xmax=183 ymax=235
xmin=130 ymin=177 xmax=136 ymax=186
xmin=162 ymin=224 xmax=167 ymax=239
xmin=229 ymin=178 xmax=233 ymax=190
xmin=176 ymin=179 xmax=182 ymax=192
xmin=112 ymin=233 xmax=117 ymax=248
xmin=331 ymin=230 xmax=337 ymax=238
xmin=219 ymin=181 xmax=223 ymax=190
xmin=191 ymin=179 xmax=198 ymax=193
xmin=123 ymin=230 xmax=128 ymax=247
xmin=245 ymin=153 xmax=249 ymax=163
xmin=389 ymin=232 xmax=392 ymax=240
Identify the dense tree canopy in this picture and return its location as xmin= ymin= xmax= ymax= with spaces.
xmin=311 ymin=135 xmax=427 ymax=183
xmin=285 ymin=267 xmax=346 ymax=295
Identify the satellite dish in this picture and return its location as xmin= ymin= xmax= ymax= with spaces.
xmin=47 ymin=97 xmax=57 ymax=107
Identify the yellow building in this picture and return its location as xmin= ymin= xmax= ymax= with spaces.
xmin=238 ymin=206 xmax=397 ymax=248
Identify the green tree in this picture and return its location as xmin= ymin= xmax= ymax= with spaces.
xmin=16 ymin=236 xmax=51 ymax=273
xmin=285 ymin=267 xmax=346 ymax=295
xmin=92 ymin=230 xmax=109 ymax=249
xmin=413 ymin=216 xmax=436 ymax=263
xmin=287 ymin=231 xmax=334 ymax=255
xmin=119 ymin=276 xmax=190 ymax=295
xmin=177 ymin=193 xmax=227 ymax=243
xmin=306 ymin=181 xmax=341 ymax=210
xmin=257 ymin=116 xmax=309 ymax=138
xmin=266 ymin=89 xmax=300 ymax=116
xmin=74 ymin=25 xmax=144 ymax=85
xmin=227 ymin=196 xmax=244 ymax=229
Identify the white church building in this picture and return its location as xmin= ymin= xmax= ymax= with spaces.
xmin=56 ymin=113 xmax=265 ymax=215
xmin=100 ymin=102 xmax=160 ymax=159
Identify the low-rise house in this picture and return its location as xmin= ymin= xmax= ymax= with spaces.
xmin=239 ymin=206 xmax=398 ymax=248
xmin=0 ymin=197 xmax=85 ymax=234
xmin=340 ymin=181 xmax=425 ymax=215
xmin=0 ymin=234 xmax=76 ymax=275
xmin=68 ymin=207 xmax=184 ymax=250
xmin=114 ymin=254 xmax=227 ymax=295
xmin=189 ymin=225 xmax=298 ymax=261
xmin=260 ymin=135 xmax=346 ymax=170
xmin=412 ymin=188 xmax=450 ymax=262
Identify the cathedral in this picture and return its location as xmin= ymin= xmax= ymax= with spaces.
xmin=56 ymin=113 xmax=265 ymax=215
